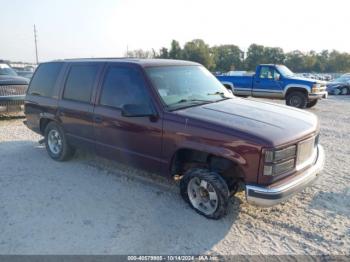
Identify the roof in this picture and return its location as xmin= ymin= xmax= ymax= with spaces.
xmin=259 ymin=64 xmax=284 ymax=66
xmin=46 ymin=58 xmax=200 ymax=67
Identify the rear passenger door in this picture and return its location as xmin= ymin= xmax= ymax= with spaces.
xmin=93 ymin=64 xmax=163 ymax=174
xmin=25 ymin=62 xmax=65 ymax=132
xmin=58 ymin=62 xmax=103 ymax=150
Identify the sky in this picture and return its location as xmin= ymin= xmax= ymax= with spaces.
xmin=0 ymin=0 xmax=349 ymax=63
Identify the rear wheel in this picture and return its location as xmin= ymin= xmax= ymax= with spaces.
xmin=44 ymin=122 xmax=75 ymax=161
xmin=306 ymin=99 xmax=318 ymax=108
xmin=341 ymin=87 xmax=349 ymax=95
xmin=180 ymin=168 xmax=229 ymax=219
xmin=286 ymin=91 xmax=308 ymax=108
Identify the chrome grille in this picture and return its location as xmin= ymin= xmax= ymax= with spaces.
xmin=0 ymin=85 xmax=27 ymax=96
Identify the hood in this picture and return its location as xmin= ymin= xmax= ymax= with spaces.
xmin=176 ymin=98 xmax=319 ymax=147
xmin=0 ymin=75 xmax=29 ymax=85
xmin=287 ymin=75 xmax=326 ymax=85
xmin=327 ymin=81 xmax=348 ymax=87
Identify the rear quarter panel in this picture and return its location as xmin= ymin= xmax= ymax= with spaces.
xmin=217 ymin=75 xmax=253 ymax=95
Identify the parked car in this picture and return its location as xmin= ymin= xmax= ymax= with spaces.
xmin=216 ymin=64 xmax=328 ymax=108
xmin=326 ymin=74 xmax=350 ymax=95
xmin=24 ymin=59 xmax=325 ymax=219
xmin=0 ymin=62 xmax=29 ymax=112
xmin=15 ymin=70 xmax=34 ymax=79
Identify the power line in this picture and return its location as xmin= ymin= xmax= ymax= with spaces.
xmin=34 ymin=24 xmax=39 ymax=64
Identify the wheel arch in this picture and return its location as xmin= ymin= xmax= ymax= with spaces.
xmin=284 ymin=84 xmax=310 ymax=97
xmin=169 ymin=147 xmax=246 ymax=191
xmin=220 ymin=81 xmax=234 ymax=91
xmin=39 ymin=113 xmax=58 ymax=134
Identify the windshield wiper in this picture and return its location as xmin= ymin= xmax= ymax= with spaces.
xmin=168 ymin=98 xmax=212 ymax=107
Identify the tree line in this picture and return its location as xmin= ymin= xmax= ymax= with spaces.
xmin=125 ymin=39 xmax=350 ymax=73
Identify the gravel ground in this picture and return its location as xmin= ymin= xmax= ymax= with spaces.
xmin=0 ymin=96 xmax=349 ymax=255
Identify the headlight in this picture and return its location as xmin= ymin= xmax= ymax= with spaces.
xmin=263 ymin=145 xmax=296 ymax=176
xmin=312 ymin=83 xmax=321 ymax=93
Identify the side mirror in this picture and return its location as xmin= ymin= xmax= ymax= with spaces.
xmin=121 ymin=104 xmax=156 ymax=117
xmin=274 ymin=74 xmax=281 ymax=81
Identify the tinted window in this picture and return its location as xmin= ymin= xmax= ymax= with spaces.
xmin=100 ymin=67 xmax=148 ymax=108
xmin=28 ymin=62 xmax=63 ymax=97
xmin=63 ymin=65 xmax=99 ymax=102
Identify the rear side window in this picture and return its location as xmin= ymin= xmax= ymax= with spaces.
xmin=63 ymin=65 xmax=99 ymax=103
xmin=28 ymin=62 xmax=63 ymax=97
xmin=99 ymin=66 xmax=148 ymax=108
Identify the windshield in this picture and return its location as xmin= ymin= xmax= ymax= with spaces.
xmin=331 ymin=75 xmax=350 ymax=84
xmin=146 ymin=65 xmax=234 ymax=110
xmin=0 ymin=64 xmax=18 ymax=76
xmin=276 ymin=65 xmax=294 ymax=77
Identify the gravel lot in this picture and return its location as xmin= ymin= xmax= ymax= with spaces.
xmin=0 ymin=97 xmax=349 ymax=255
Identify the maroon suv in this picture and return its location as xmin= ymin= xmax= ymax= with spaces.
xmin=24 ymin=59 xmax=325 ymax=219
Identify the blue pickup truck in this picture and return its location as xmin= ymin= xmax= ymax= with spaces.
xmin=216 ymin=64 xmax=328 ymax=108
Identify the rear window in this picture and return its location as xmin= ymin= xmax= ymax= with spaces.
xmin=63 ymin=65 xmax=99 ymax=103
xmin=28 ymin=62 xmax=63 ymax=97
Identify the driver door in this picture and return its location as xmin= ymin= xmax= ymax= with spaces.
xmin=253 ymin=66 xmax=283 ymax=98
xmin=93 ymin=64 xmax=163 ymax=174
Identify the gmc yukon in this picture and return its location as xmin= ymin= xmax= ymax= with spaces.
xmin=24 ymin=59 xmax=325 ymax=219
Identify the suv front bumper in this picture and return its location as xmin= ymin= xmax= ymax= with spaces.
xmin=309 ymin=91 xmax=328 ymax=100
xmin=245 ymin=144 xmax=325 ymax=207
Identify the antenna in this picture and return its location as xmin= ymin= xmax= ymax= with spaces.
xmin=34 ymin=24 xmax=39 ymax=64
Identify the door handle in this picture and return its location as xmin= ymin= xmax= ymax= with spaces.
xmin=94 ymin=116 xmax=103 ymax=123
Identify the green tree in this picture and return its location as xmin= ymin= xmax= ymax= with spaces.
xmin=182 ymin=39 xmax=215 ymax=69
xmin=284 ymin=50 xmax=305 ymax=72
xmin=211 ymin=45 xmax=244 ymax=72
xmin=169 ymin=40 xmax=182 ymax=59
xmin=245 ymin=44 xmax=266 ymax=70
xmin=157 ymin=47 xmax=169 ymax=59
xmin=263 ymin=47 xmax=285 ymax=64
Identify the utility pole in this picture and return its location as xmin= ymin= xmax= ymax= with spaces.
xmin=34 ymin=24 xmax=39 ymax=64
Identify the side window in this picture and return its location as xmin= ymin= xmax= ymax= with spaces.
xmin=259 ymin=66 xmax=274 ymax=79
xmin=63 ymin=65 xmax=99 ymax=103
xmin=28 ymin=62 xmax=63 ymax=97
xmin=99 ymin=67 xmax=149 ymax=108
xmin=274 ymin=70 xmax=281 ymax=80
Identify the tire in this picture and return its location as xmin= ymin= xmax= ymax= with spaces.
xmin=180 ymin=168 xmax=229 ymax=219
xmin=341 ymin=87 xmax=349 ymax=95
xmin=306 ymin=99 xmax=318 ymax=108
xmin=286 ymin=91 xmax=308 ymax=108
xmin=333 ymin=88 xmax=341 ymax=95
xmin=44 ymin=122 xmax=75 ymax=161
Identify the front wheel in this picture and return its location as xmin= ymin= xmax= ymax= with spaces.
xmin=286 ymin=91 xmax=308 ymax=108
xmin=306 ymin=99 xmax=318 ymax=108
xmin=180 ymin=168 xmax=229 ymax=219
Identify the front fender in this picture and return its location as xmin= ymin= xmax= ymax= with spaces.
xmin=283 ymin=84 xmax=311 ymax=97
xmin=174 ymin=140 xmax=247 ymax=167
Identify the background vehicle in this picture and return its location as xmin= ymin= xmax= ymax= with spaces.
xmin=25 ymin=59 xmax=324 ymax=219
xmin=326 ymin=74 xmax=350 ymax=95
xmin=216 ymin=64 xmax=328 ymax=108
xmin=0 ymin=61 xmax=29 ymax=113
